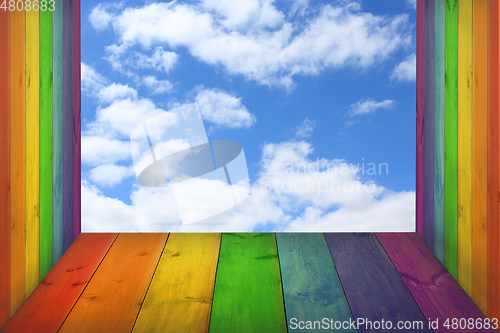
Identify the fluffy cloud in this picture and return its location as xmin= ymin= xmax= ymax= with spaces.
xmin=195 ymin=87 xmax=256 ymax=128
xmin=295 ymin=118 xmax=315 ymax=138
xmin=348 ymin=98 xmax=394 ymax=116
xmin=89 ymin=4 xmax=113 ymax=31
xmin=142 ymin=76 xmax=174 ymax=95
xmin=407 ymin=0 xmax=417 ymax=10
xmin=391 ymin=53 xmax=416 ymax=82
xmin=92 ymin=1 xmax=412 ymax=88
xmin=89 ymin=164 xmax=134 ymax=187
xmin=96 ymin=83 xmax=138 ymax=103
xmin=81 ymin=136 xmax=131 ymax=166
xmin=81 ymin=62 xmax=107 ymax=95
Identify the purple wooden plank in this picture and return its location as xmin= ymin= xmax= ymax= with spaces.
xmin=73 ymin=0 xmax=81 ymax=240
xmin=377 ymin=233 xmax=497 ymax=333
xmin=63 ymin=0 xmax=74 ymax=252
xmin=416 ymin=0 xmax=425 ymax=239
xmin=424 ymin=0 xmax=435 ymax=251
xmin=324 ymin=233 xmax=432 ymax=333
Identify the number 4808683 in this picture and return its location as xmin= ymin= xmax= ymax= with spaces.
xmin=1 ymin=0 xmax=56 ymax=11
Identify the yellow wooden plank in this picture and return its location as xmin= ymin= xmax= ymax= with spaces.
xmin=25 ymin=7 xmax=40 ymax=297
xmin=472 ymin=0 xmax=488 ymax=315
xmin=457 ymin=0 xmax=473 ymax=296
xmin=9 ymin=9 xmax=26 ymax=316
xmin=133 ymin=233 xmax=221 ymax=333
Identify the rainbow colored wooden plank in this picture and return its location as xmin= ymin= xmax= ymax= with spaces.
xmin=424 ymin=0 xmax=435 ymax=252
xmin=73 ymin=0 xmax=81 ymax=239
xmin=0 ymin=9 xmax=10 ymax=329
xmin=444 ymin=0 xmax=458 ymax=280
xmin=433 ymin=0 xmax=445 ymax=264
xmin=324 ymin=233 xmax=433 ymax=333
xmin=276 ymin=233 xmax=356 ymax=332
xmin=488 ymin=0 xmax=500 ymax=321
xmin=377 ymin=233 xmax=497 ymax=333
xmin=25 ymin=8 xmax=40 ymax=297
xmin=1 ymin=233 xmax=117 ymax=333
xmin=209 ymin=234 xmax=287 ymax=333
xmin=472 ymin=0 xmax=489 ymax=315
xmin=133 ymin=233 xmax=221 ymax=333
xmin=416 ymin=0 xmax=425 ymax=241
xmin=39 ymin=8 xmax=53 ymax=281
xmin=9 ymin=9 xmax=26 ymax=317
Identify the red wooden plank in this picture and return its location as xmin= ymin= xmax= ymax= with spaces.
xmin=417 ymin=0 xmax=426 ymax=239
xmin=72 ymin=0 xmax=81 ymax=240
xmin=377 ymin=233 xmax=497 ymax=333
xmin=0 ymin=9 xmax=10 ymax=330
xmin=1 ymin=233 xmax=117 ymax=333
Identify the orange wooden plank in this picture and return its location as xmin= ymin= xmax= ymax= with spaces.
xmin=9 ymin=9 xmax=26 ymax=316
xmin=58 ymin=234 xmax=168 ymax=333
xmin=1 ymin=233 xmax=117 ymax=333
xmin=0 ymin=8 xmax=10 ymax=330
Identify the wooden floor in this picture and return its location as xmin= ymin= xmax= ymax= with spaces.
xmin=1 ymin=233 xmax=497 ymax=333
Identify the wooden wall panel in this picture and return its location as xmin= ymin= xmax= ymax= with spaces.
xmin=73 ymin=0 xmax=81 ymax=239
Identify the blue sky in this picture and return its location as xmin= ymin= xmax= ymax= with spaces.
xmin=80 ymin=0 xmax=417 ymax=232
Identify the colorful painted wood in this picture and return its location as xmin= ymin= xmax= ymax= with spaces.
xmin=1 ymin=233 xmax=117 ymax=333
xmin=324 ymin=233 xmax=433 ymax=333
xmin=276 ymin=233 xmax=356 ymax=333
xmin=73 ymin=0 xmax=81 ymax=239
xmin=133 ymin=233 xmax=221 ymax=333
xmin=209 ymin=233 xmax=287 ymax=333
xmin=377 ymin=233 xmax=497 ymax=333
xmin=58 ymin=234 xmax=167 ymax=333
xmin=416 ymin=0 xmax=425 ymax=242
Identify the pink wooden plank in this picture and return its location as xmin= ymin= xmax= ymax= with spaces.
xmin=416 ymin=0 xmax=425 ymax=239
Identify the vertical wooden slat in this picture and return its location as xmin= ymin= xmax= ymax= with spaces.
xmin=9 ymin=8 xmax=26 ymax=316
xmin=417 ymin=0 xmax=426 ymax=240
xmin=39 ymin=7 xmax=53 ymax=281
xmin=472 ymin=0 xmax=489 ymax=315
xmin=52 ymin=0 xmax=64 ymax=263
xmin=0 ymin=8 xmax=10 ymax=329
xmin=62 ymin=0 xmax=74 ymax=252
xmin=434 ymin=0 xmax=445 ymax=264
xmin=132 ymin=234 xmax=221 ymax=333
xmin=73 ymin=0 xmax=81 ymax=240
xmin=488 ymin=0 xmax=500 ymax=321
xmin=25 ymin=7 xmax=40 ymax=297
xmin=209 ymin=234 xmax=287 ymax=333
xmin=457 ymin=0 xmax=473 ymax=296
xmin=424 ymin=0 xmax=435 ymax=251
xmin=444 ymin=0 xmax=459 ymax=280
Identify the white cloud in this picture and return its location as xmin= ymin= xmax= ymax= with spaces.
xmin=81 ymin=136 xmax=131 ymax=166
xmin=195 ymin=87 xmax=256 ymax=128
xmin=89 ymin=5 xmax=113 ymax=31
xmin=406 ymin=0 xmax=417 ymax=10
xmin=142 ymin=76 xmax=174 ymax=95
xmin=348 ymin=98 xmax=394 ymax=116
xmin=81 ymin=62 xmax=107 ymax=95
xmin=391 ymin=53 xmax=416 ymax=82
xmin=89 ymin=164 xmax=134 ymax=187
xmin=295 ymin=118 xmax=315 ymax=138
xmin=96 ymin=1 xmax=412 ymax=88
xmin=96 ymin=83 xmax=138 ymax=103
xmin=134 ymin=47 xmax=179 ymax=73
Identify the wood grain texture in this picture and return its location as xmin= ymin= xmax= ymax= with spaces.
xmin=0 ymin=9 xmax=10 ymax=330
xmin=457 ymin=0 xmax=473 ymax=296
xmin=276 ymin=233 xmax=356 ymax=333
xmin=444 ymin=0 xmax=458 ymax=280
xmin=39 ymin=8 xmax=53 ymax=281
xmin=209 ymin=234 xmax=287 ymax=333
xmin=62 ymin=0 xmax=73 ymax=252
xmin=324 ymin=233 xmax=432 ymax=333
xmin=434 ymin=0 xmax=445 ymax=264
xmin=9 ymin=9 xmax=26 ymax=316
xmin=424 ymin=0 xmax=435 ymax=252
xmin=73 ymin=0 xmax=81 ymax=240
xmin=25 ymin=8 xmax=40 ymax=297
xmin=1 ymin=233 xmax=117 ymax=333
xmin=132 ymin=233 xmax=221 ymax=333
xmin=488 ymin=0 xmax=500 ymax=321
xmin=416 ymin=0 xmax=425 ymax=240
xmin=52 ymin=0 xmax=63 ymax=264
xmin=377 ymin=233 xmax=497 ymax=333
xmin=472 ymin=0 xmax=489 ymax=315
xmin=58 ymin=233 xmax=168 ymax=333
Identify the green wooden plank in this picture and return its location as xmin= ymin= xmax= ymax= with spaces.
xmin=444 ymin=0 xmax=458 ymax=280
xmin=434 ymin=0 xmax=445 ymax=264
xmin=209 ymin=233 xmax=287 ymax=333
xmin=276 ymin=233 xmax=356 ymax=333
xmin=40 ymin=8 xmax=53 ymax=281
xmin=52 ymin=0 xmax=64 ymax=264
